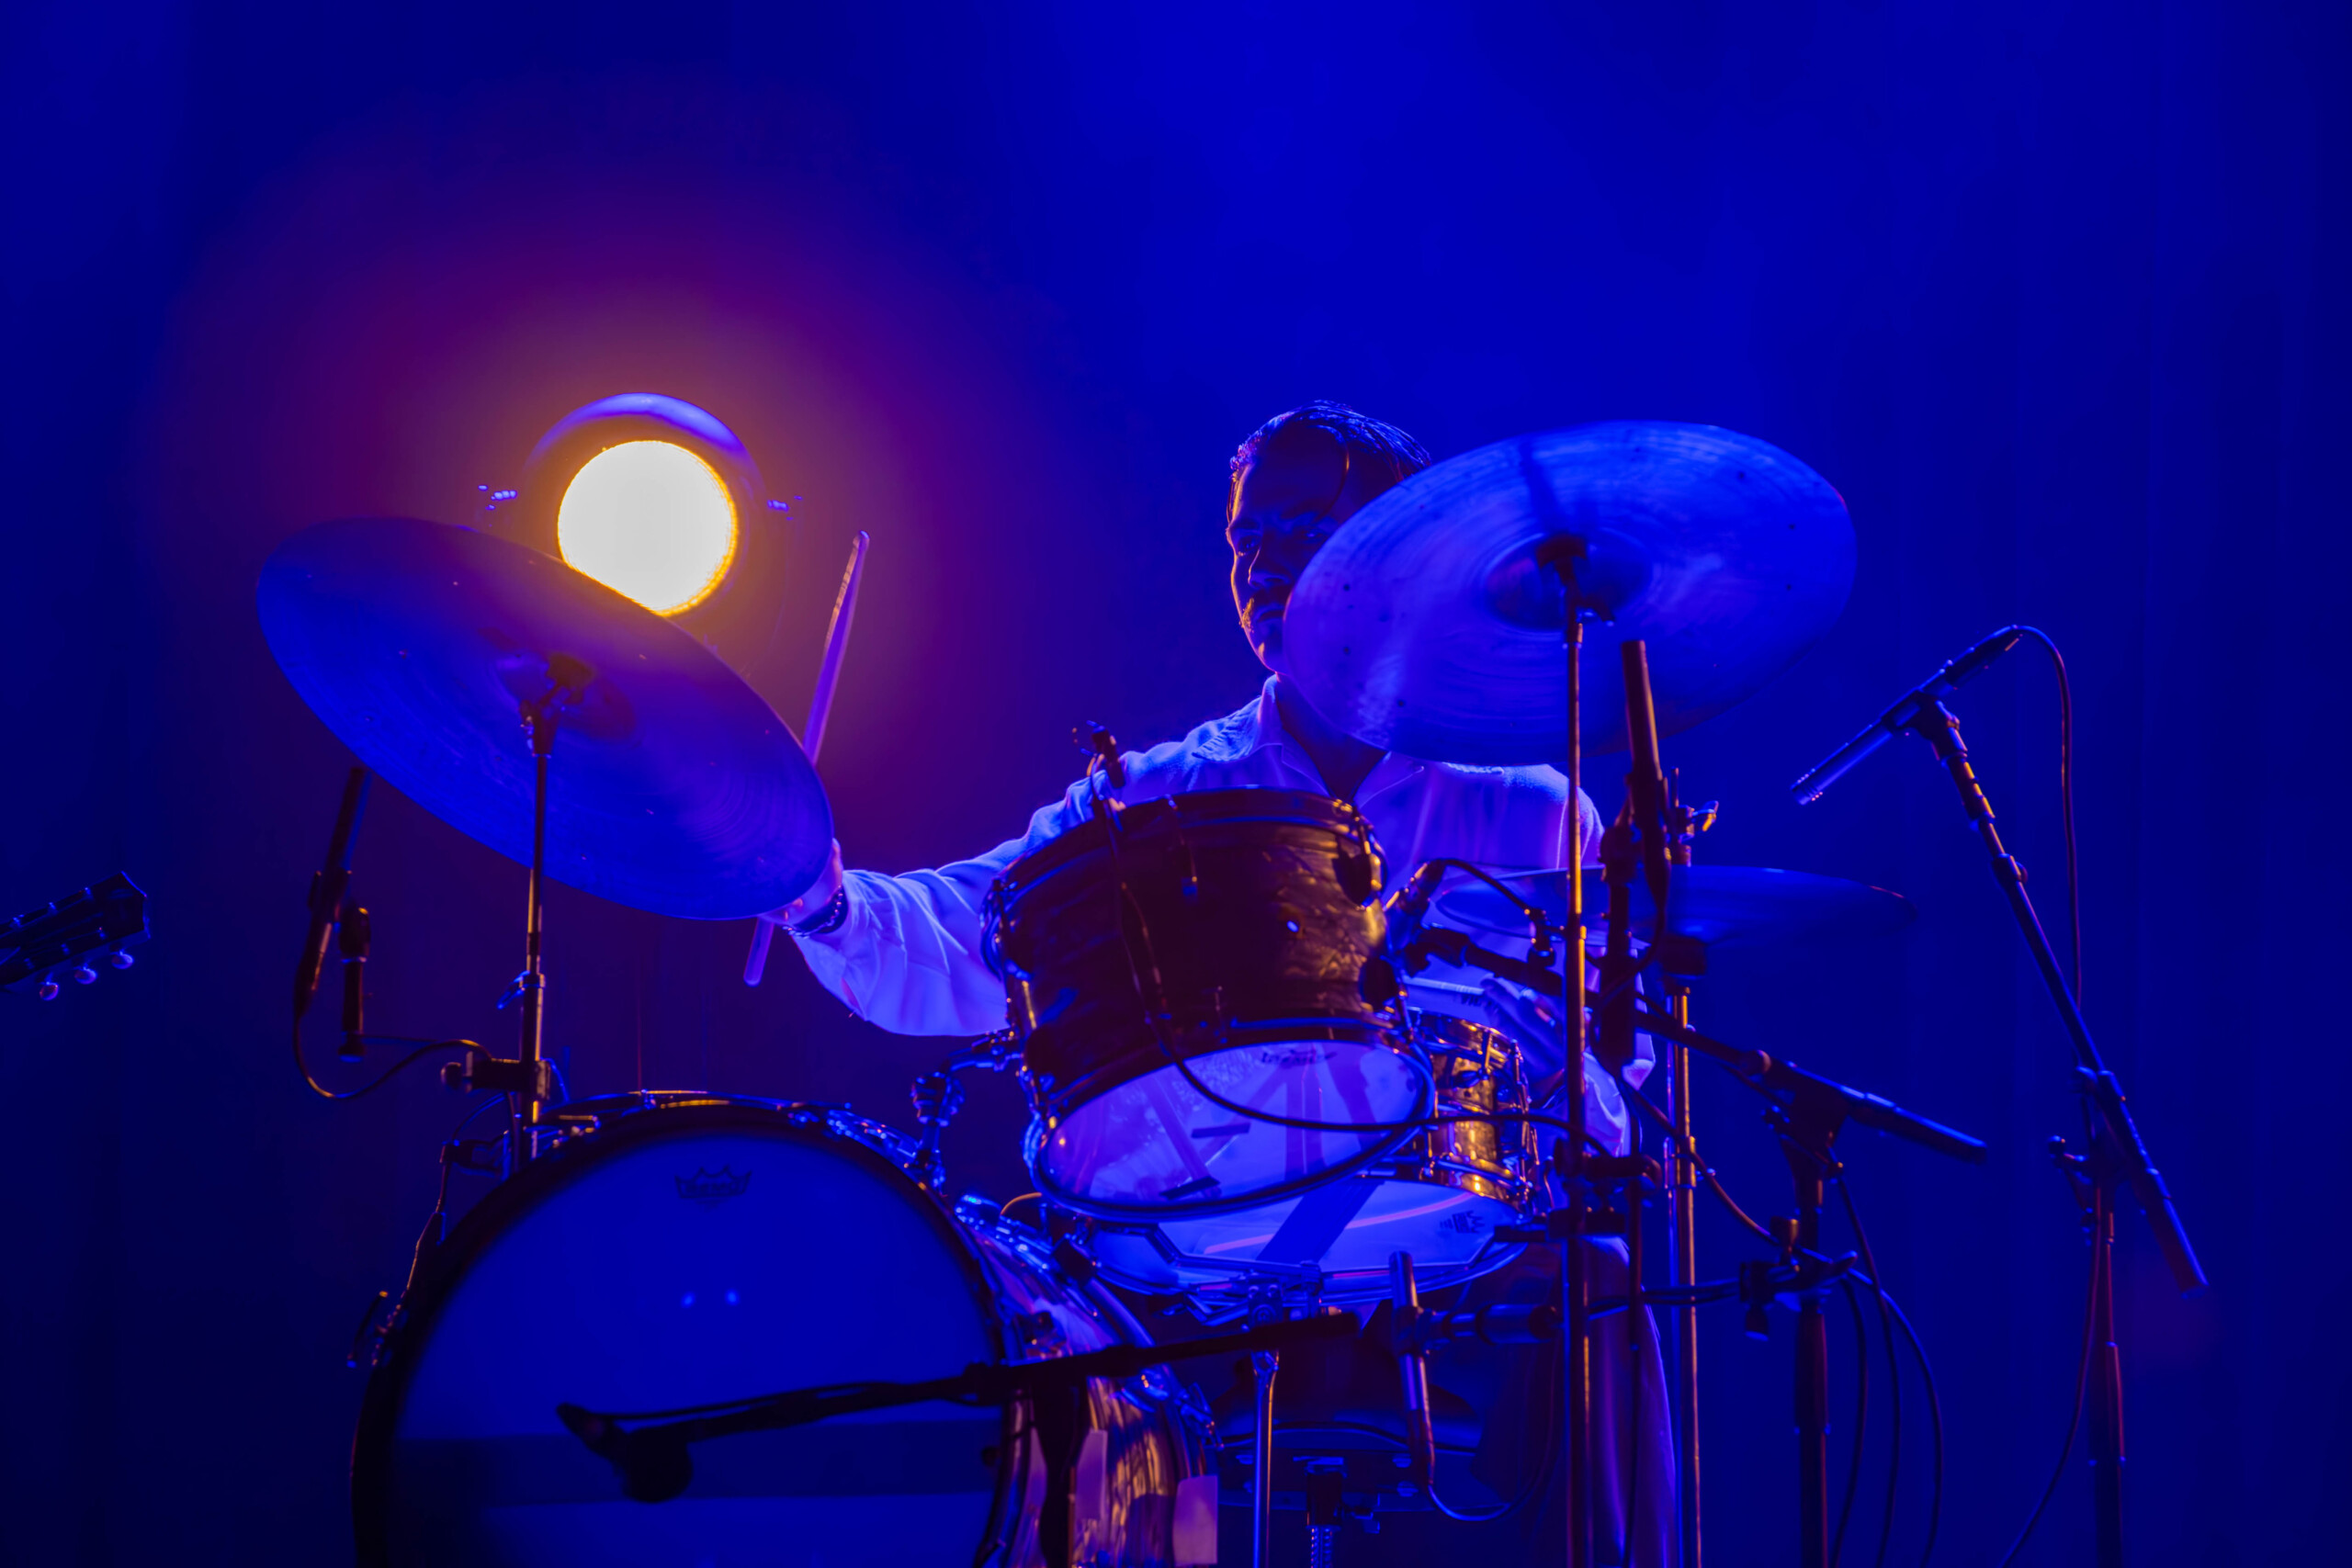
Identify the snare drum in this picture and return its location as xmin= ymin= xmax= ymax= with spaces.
xmin=352 ymin=1094 xmax=1218 ymax=1567
xmin=1077 ymin=1014 xmax=1540 ymax=1311
xmin=989 ymin=789 xmax=1430 ymax=1220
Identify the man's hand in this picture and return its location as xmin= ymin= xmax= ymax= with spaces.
xmin=762 ymin=839 xmax=846 ymax=931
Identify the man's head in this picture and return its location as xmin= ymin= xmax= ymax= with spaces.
xmin=1227 ymin=401 xmax=1430 ymax=673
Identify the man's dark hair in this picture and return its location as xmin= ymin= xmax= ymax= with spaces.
xmin=1227 ymin=400 xmax=1433 ymax=498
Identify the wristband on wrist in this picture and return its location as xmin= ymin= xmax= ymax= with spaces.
xmin=789 ymin=884 xmax=851 ymax=937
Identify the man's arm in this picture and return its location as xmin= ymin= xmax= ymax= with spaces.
xmin=783 ymin=784 xmax=1100 ymax=1037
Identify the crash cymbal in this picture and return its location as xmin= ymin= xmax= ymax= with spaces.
xmin=1283 ymin=421 xmax=1854 ymax=764
xmin=1436 ymin=865 xmax=1914 ymax=951
xmin=259 ymin=517 xmax=831 ymax=920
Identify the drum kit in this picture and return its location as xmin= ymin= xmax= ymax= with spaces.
xmin=258 ymin=417 xmax=2194 ymax=1568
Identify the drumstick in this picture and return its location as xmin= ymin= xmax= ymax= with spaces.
xmin=746 ymin=531 xmax=870 ymax=986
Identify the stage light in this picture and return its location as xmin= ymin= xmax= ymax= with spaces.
xmin=556 ymin=440 xmax=740 ymax=615
xmin=502 ymin=393 xmax=792 ymax=662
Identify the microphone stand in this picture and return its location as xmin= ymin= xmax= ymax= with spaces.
xmin=1896 ymin=698 xmax=2205 ymax=1568
xmin=1657 ymin=779 xmax=1716 ymax=1568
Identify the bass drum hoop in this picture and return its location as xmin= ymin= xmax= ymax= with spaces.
xmin=348 ymin=1097 xmax=1027 ymax=1567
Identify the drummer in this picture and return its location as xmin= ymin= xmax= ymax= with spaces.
xmin=772 ymin=400 xmax=1645 ymax=1150
xmin=775 ymin=400 xmax=1673 ymax=1566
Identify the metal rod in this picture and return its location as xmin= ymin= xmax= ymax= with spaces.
xmin=1668 ymin=980 xmax=1702 ymax=1568
xmin=513 ymin=710 xmax=555 ymax=1170
xmin=2089 ymin=1187 xmax=2124 ymax=1568
xmin=1252 ymin=1348 xmax=1281 ymax=1568
xmin=1792 ymin=1152 xmax=1830 ymax=1568
xmin=1563 ymin=613 xmax=1593 ymax=1568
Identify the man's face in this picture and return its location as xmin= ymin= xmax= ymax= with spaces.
xmin=1227 ymin=423 xmax=1397 ymax=674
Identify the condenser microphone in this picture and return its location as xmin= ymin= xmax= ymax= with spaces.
xmin=295 ymin=766 xmax=371 ymax=1020
xmin=1790 ymin=626 xmax=2028 ymax=805
xmin=1381 ymin=860 xmax=1449 ymax=949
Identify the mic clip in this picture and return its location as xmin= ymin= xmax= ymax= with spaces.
xmin=438 ymin=1045 xmax=555 ymax=1104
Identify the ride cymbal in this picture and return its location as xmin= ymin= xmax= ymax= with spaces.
xmin=1283 ymin=421 xmax=1855 ymax=764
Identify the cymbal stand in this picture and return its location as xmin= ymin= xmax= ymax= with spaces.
xmin=1897 ymin=698 xmax=2206 ymax=1568
xmin=1659 ymin=774 xmax=1717 ymax=1568
xmin=445 ymin=682 xmax=567 ymax=1171
xmin=1537 ymin=537 xmax=1598 ymax=1568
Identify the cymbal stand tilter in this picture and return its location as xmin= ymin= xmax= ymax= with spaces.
xmin=1893 ymin=697 xmax=2206 ymax=1568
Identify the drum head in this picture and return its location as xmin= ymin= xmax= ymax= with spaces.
xmin=355 ymin=1104 xmax=1004 ymax=1567
xmin=1091 ymin=1175 xmax=1526 ymax=1305
xmin=1032 ymin=1037 xmax=1426 ymax=1215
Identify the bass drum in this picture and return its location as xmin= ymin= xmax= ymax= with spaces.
xmin=353 ymin=1094 xmax=1219 ymax=1567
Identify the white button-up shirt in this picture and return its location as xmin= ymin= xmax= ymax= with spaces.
xmin=795 ymin=677 xmax=1647 ymax=1150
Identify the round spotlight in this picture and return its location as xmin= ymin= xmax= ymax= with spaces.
xmin=506 ymin=394 xmax=789 ymax=663
xmin=557 ymin=440 xmax=740 ymax=615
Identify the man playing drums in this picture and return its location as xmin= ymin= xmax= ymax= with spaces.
xmin=773 ymin=401 xmax=1672 ymax=1565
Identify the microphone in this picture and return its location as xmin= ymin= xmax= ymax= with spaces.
xmin=295 ymin=767 xmax=371 ymax=1021
xmin=1790 ymin=626 xmax=2029 ymax=804
xmin=337 ymin=905 xmax=371 ymax=1063
xmin=1381 ymin=860 xmax=1449 ymax=951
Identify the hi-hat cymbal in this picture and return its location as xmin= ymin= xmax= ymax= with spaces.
xmin=1436 ymin=865 xmax=1915 ymax=951
xmin=1283 ymin=421 xmax=1854 ymax=764
xmin=258 ymin=517 xmax=831 ymax=920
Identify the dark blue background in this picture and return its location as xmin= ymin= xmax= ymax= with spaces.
xmin=4 ymin=2 xmax=2344 ymax=1562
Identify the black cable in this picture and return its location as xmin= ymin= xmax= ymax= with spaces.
xmin=294 ymin=1019 xmax=480 ymax=1100
xmin=1994 ymin=1229 xmax=2098 ymax=1567
xmin=1832 ymin=1277 xmax=1871 ymax=1568
xmin=1430 ymin=1326 xmax=1560 ymax=1522
xmin=2013 ymin=628 xmax=2082 ymax=1006
xmin=1617 ymin=1066 xmax=1780 ymax=1246
xmin=1873 ymin=1284 xmax=1945 ymax=1568
xmin=1837 ymin=1179 xmax=1907 ymax=1568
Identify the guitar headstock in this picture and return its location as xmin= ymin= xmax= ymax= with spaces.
xmin=1 ymin=873 xmax=150 ymax=998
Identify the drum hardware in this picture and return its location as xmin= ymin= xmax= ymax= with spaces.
xmin=1221 ymin=1256 xmax=1568 ymax=1564
xmin=292 ymin=764 xmax=368 ymax=1040
xmin=907 ymin=1030 xmax=1023 ymax=1191
xmin=1794 ymin=629 xmax=2207 ymax=1568
xmin=1250 ymin=1348 xmax=1280 ymax=1568
xmin=556 ymin=1304 xmax=1353 ymax=1568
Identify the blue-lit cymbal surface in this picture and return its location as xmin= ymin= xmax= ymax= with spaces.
xmin=1437 ymin=865 xmax=1914 ymax=951
xmin=258 ymin=517 xmax=831 ymax=920
xmin=1284 ymin=422 xmax=1855 ymax=763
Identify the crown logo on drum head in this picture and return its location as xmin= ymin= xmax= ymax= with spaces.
xmin=675 ymin=1166 xmax=752 ymax=1204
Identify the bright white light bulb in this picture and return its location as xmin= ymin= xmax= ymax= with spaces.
xmin=557 ymin=440 xmax=740 ymax=615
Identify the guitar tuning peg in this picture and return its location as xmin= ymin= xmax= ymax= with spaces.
xmin=109 ymin=949 xmax=135 ymax=970
xmin=72 ymin=963 xmax=97 ymax=985
xmin=37 ymin=978 xmax=60 ymax=1000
